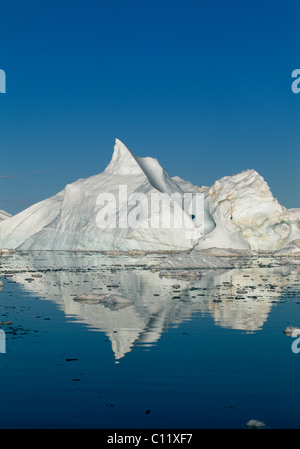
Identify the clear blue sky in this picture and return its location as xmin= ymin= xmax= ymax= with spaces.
xmin=0 ymin=0 xmax=299 ymax=214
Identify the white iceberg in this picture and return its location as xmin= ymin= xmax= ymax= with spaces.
xmin=246 ymin=419 xmax=266 ymax=429
xmin=195 ymin=169 xmax=300 ymax=251
xmin=0 ymin=139 xmax=299 ymax=251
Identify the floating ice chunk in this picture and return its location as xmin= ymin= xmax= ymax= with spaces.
xmin=246 ymin=419 xmax=266 ymax=429
xmin=0 ymin=248 xmax=14 ymax=254
xmin=283 ymin=326 xmax=300 ymax=336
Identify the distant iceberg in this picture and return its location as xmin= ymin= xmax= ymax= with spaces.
xmin=0 ymin=210 xmax=12 ymax=222
xmin=0 ymin=139 xmax=299 ymax=251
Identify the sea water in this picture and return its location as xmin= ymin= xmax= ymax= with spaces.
xmin=0 ymin=251 xmax=299 ymax=429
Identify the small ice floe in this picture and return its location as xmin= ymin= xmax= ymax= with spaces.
xmin=246 ymin=419 xmax=266 ymax=429
xmin=283 ymin=326 xmax=300 ymax=336
xmin=127 ymin=250 xmax=147 ymax=257
xmin=0 ymin=280 xmax=4 ymax=290
xmin=0 ymin=249 xmax=14 ymax=257
xmin=73 ymin=293 xmax=133 ymax=310
xmin=159 ymin=270 xmax=203 ymax=279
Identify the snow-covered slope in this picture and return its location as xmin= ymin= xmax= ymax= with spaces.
xmin=0 ymin=139 xmax=299 ymax=251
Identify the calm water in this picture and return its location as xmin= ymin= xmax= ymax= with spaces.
xmin=0 ymin=251 xmax=299 ymax=429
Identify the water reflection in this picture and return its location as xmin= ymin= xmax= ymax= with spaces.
xmin=1 ymin=252 xmax=299 ymax=359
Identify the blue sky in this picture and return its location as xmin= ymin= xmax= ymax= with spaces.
xmin=0 ymin=0 xmax=299 ymax=214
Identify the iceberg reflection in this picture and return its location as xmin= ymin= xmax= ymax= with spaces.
xmin=1 ymin=251 xmax=299 ymax=359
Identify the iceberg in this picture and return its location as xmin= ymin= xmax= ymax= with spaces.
xmin=0 ymin=139 xmax=202 ymax=251
xmin=196 ymin=169 xmax=300 ymax=251
xmin=0 ymin=210 xmax=12 ymax=222
xmin=0 ymin=139 xmax=299 ymax=251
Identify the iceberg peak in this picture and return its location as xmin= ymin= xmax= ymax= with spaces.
xmin=104 ymin=139 xmax=183 ymax=196
xmin=104 ymin=139 xmax=144 ymax=175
